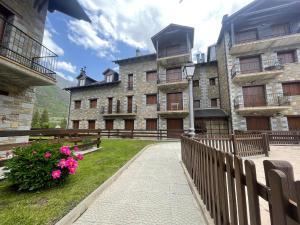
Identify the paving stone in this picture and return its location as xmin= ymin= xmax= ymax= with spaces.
xmin=73 ymin=142 xmax=206 ymax=225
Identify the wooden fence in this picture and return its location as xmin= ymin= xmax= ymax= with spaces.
xmin=193 ymin=133 xmax=269 ymax=157
xmin=235 ymin=130 xmax=300 ymax=145
xmin=182 ymin=135 xmax=300 ymax=225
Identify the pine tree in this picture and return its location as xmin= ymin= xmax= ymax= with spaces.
xmin=31 ymin=110 xmax=40 ymax=128
xmin=40 ymin=109 xmax=49 ymax=128
xmin=60 ymin=118 xmax=67 ymax=129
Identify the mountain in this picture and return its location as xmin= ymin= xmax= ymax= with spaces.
xmin=34 ymin=76 xmax=76 ymax=126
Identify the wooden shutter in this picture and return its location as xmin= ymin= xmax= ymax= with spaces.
xmin=277 ymin=51 xmax=296 ymax=64
xmin=146 ymin=71 xmax=157 ymax=82
xmin=288 ymin=117 xmax=300 ymax=130
xmin=128 ymin=74 xmax=133 ymax=90
xmin=88 ymin=120 xmax=96 ymax=129
xmin=239 ymin=56 xmax=261 ymax=74
xmin=283 ymin=82 xmax=300 ymax=96
xmin=242 ymin=85 xmax=266 ymax=107
xmin=236 ymin=29 xmax=258 ymax=44
xmin=105 ymin=120 xmax=114 ymax=130
xmin=167 ymin=92 xmax=183 ymax=110
xmin=167 ymin=118 xmax=183 ymax=138
xmin=166 ymin=68 xmax=182 ymax=83
xmin=272 ymin=23 xmax=290 ymax=37
xmin=125 ymin=119 xmax=134 ymax=130
xmin=146 ymin=119 xmax=157 ymax=130
xmin=246 ymin=117 xmax=270 ymax=130
xmin=146 ymin=94 xmax=157 ymax=104
xmin=210 ymin=98 xmax=218 ymax=107
xmin=127 ymin=96 xmax=132 ymax=113
xmin=73 ymin=120 xmax=79 ymax=129
xmin=90 ymin=99 xmax=97 ymax=108
xmin=74 ymin=100 xmax=81 ymax=109
xmin=108 ymin=98 xmax=113 ymax=113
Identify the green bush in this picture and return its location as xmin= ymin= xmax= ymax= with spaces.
xmin=5 ymin=142 xmax=83 ymax=191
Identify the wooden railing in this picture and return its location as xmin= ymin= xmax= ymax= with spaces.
xmin=182 ymin=135 xmax=300 ymax=225
xmin=193 ymin=133 xmax=269 ymax=157
xmin=235 ymin=130 xmax=300 ymax=145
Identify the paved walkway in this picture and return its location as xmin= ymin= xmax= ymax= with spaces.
xmin=74 ymin=142 xmax=207 ymax=225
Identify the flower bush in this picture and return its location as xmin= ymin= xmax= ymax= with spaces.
xmin=5 ymin=143 xmax=83 ymax=191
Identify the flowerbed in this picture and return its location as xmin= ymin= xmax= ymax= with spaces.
xmin=5 ymin=142 xmax=84 ymax=191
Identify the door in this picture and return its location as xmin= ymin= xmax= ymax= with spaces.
xmin=146 ymin=119 xmax=157 ymax=130
xmin=167 ymin=92 xmax=183 ymax=110
xmin=239 ymin=56 xmax=261 ymax=74
xmin=88 ymin=120 xmax=96 ymax=130
xmin=108 ymin=98 xmax=113 ymax=113
xmin=105 ymin=120 xmax=114 ymax=130
xmin=125 ymin=119 xmax=134 ymax=130
xmin=166 ymin=68 xmax=181 ymax=83
xmin=167 ymin=118 xmax=183 ymax=138
xmin=242 ymin=85 xmax=266 ymax=107
xmin=127 ymin=96 xmax=132 ymax=113
xmin=288 ymin=117 xmax=300 ymax=130
xmin=246 ymin=117 xmax=270 ymax=130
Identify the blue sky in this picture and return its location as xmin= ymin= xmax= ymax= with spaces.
xmin=44 ymin=0 xmax=253 ymax=83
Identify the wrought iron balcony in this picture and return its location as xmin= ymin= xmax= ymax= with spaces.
xmin=194 ymin=99 xmax=220 ymax=109
xmin=101 ymin=103 xmax=137 ymax=117
xmin=157 ymin=76 xmax=188 ymax=91
xmin=0 ymin=17 xmax=57 ymax=79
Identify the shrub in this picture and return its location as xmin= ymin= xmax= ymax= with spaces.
xmin=5 ymin=142 xmax=83 ymax=191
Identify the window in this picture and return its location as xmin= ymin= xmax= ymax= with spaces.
xmin=167 ymin=92 xmax=183 ymax=110
xmin=127 ymin=96 xmax=133 ymax=113
xmin=106 ymin=74 xmax=113 ymax=82
xmin=209 ymin=78 xmax=216 ymax=86
xmin=146 ymin=119 xmax=157 ymax=130
xmin=236 ymin=29 xmax=258 ymax=44
xmin=146 ymin=94 xmax=157 ymax=105
xmin=79 ymin=79 xmax=85 ymax=86
xmin=282 ymin=82 xmax=300 ymax=96
xmin=194 ymin=100 xmax=200 ymax=108
xmin=72 ymin=120 xmax=79 ymax=129
xmin=166 ymin=67 xmax=182 ymax=83
xmin=239 ymin=56 xmax=262 ymax=74
xmin=146 ymin=71 xmax=157 ymax=82
xmin=193 ymin=80 xmax=199 ymax=87
xmin=0 ymin=90 xmax=9 ymax=96
xmin=74 ymin=100 xmax=81 ymax=109
xmin=277 ymin=51 xmax=296 ymax=64
xmin=89 ymin=99 xmax=97 ymax=108
xmin=128 ymin=74 xmax=133 ymax=90
xmin=272 ymin=23 xmax=290 ymax=37
xmin=88 ymin=120 xmax=96 ymax=129
xmin=210 ymin=98 xmax=218 ymax=107
xmin=108 ymin=98 xmax=113 ymax=114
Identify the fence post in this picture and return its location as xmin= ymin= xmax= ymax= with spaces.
xmin=268 ymin=169 xmax=289 ymax=225
xmin=231 ymin=134 xmax=238 ymax=155
xmin=262 ymin=133 xmax=270 ymax=156
xmin=117 ymin=129 xmax=119 ymax=137
xmin=97 ymin=131 xmax=100 ymax=148
xmin=131 ymin=129 xmax=133 ymax=139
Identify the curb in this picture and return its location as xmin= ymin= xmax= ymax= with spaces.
xmin=180 ymin=161 xmax=214 ymax=225
xmin=56 ymin=143 xmax=157 ymax=225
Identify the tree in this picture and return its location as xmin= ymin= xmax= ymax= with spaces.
xmin=40 ymin=109 xmax=49 ymax=128
xmin=60 ymin=118 xmax=67 ymax=129
xmin=31 ymin=110 xmax=40 ymax=128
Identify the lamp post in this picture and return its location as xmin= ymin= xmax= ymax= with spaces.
xmin=183 ymin=62 xmax=196 ymax=137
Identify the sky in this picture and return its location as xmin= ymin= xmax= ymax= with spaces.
xmin=44 ymin=0 xmax=253 ymax=83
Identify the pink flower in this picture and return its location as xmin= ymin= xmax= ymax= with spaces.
xmin=44 ymin=152 xmax=51 ymax=159
xmin=52 ymin=170 xmax=61 ymax=179
xmin=66 ymin=157 xmax=78 ymax=168
xmin=60 ymin=146 xmax=71 ymax=155
xmin=58 ymin=159 xmax=67 ymax=168
xmin=74 ymin=146 xmax=79 ymax=151
xmin=77 ymin=154 xmax=84 ymax=160
xmin=68 ymin=167 xmax=77 ymax=174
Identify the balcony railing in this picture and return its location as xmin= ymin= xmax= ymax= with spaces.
xmin=157 ymin=102 xmax=188 ymax=111
xmin=234 ymin=93 xmax=290 ymax=109
xmin=231 ymin=59 xmax=283 ymax=79
xmin=0 ymin=17 xmax=57 ymax=78
xmin=157 ymin=46 xmax=189 ymax=58
xmin=194 ymin=99 xmax=220 ymax=109
xmin=101 ymin=104 xmax=137 ymax=114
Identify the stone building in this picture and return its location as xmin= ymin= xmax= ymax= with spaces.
xmin=216 ymin=0 xmax=300 ymax=131
xmin=0 ymin=0 xmax=90 ymax=144
xmin=66 ymin=24 xmax=232 ymax=136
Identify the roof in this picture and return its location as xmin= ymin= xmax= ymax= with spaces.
xmin=194 ymin=109 xmax=228 ymax=118
xmin=113 ymin=53 xmax=156 ymax=65
xmin=48 ymin=0 xmax=91 ymax=22
xmin=103 ymin=68 xmax=118 ymax=75
xmin=75 ymin=68 xmax=97 ymax=82
xmin=64 ymin=80 xmax=121 ymax=91
xmin=217 ymin=0 xmax=300 ymax=43
xmin=151 ymin=24 xmax=194 ymax=50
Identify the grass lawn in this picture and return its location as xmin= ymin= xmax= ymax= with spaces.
xmin=0 ymin=139 xmax=155 ymax=225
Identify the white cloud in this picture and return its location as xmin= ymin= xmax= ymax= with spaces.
xmin=75 ymin=0 xmax=253 ymax=56
xmin=56 ymin=71 xmax=75 ymax=82
xmin=43 ymin=29 xmax=64 ymax=55
xmin=57 ymin=61 xmax=77 ymax=74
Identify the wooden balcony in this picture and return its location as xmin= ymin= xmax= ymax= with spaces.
xmin=157 ymin=78 xmax=188 ymax=91
xmin=0 ymin=17 xmax=57 ymax=88
xmin=157 ymin=103 xmax=189 ymax=118
xmin=231 ymin=59 xmax=283 ymax=85
xmin=234 ymin=93 xmax=291 ymax=116
xmin=230 ymin=32 xmax=300 ymax=56
xmin=157 ymin=50 xmax=191 ymax=66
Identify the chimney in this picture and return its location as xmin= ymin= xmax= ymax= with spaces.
xmin=136 ymin=48 xmax=141 ymax=57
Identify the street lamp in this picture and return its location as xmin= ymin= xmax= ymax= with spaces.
xmin=183 ymin=62 xmax=196 ymax=137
